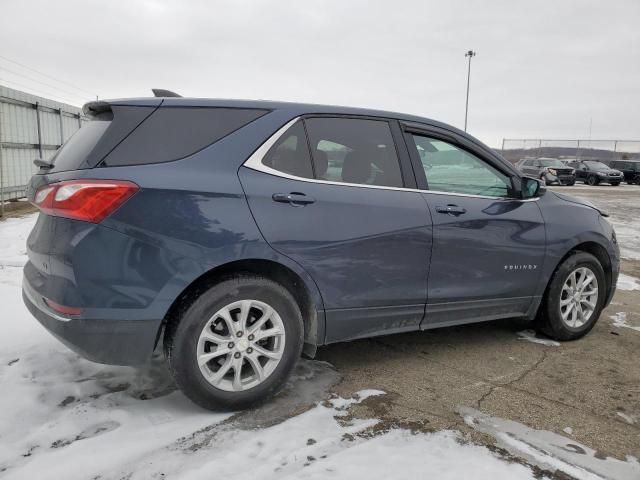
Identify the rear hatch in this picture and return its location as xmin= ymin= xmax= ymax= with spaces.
xmin=24 ymin=99 xmax=161 ymax=310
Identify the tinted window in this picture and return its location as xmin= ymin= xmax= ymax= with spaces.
xmin=304 ymin=118 xmax=403 ymax=188
xmin=410 ymin=134 xmax=511 ymax=197
xmin=262 ymin=121 xmax=313 ymax=179
xmin=50 ymin=121 xmax=111 ymax=172
xmin=103 ymin=107 xmax=267 ymax=166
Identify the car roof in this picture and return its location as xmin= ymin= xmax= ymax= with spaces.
xmin=104 ymin=96 xmax=461 ymax=134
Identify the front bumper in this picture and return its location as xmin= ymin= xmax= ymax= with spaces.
xmin=22 ymin=275 xmax=160 ymax=366
xmin=600 ymin=175 xmax=623 ymax=183
xmin=545 ymin=173 xmax=575 ymax=185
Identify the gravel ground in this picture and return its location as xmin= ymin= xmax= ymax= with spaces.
xmin=318 ymin=183 xmax=640 ymax=465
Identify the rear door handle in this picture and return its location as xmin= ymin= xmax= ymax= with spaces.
xmin=435 ymin=204 xmax=466 ymax=215
xmin=272 ymin=192 xmax=316 ymax=206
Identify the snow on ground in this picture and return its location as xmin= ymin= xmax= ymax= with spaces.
xmin=516 ymin=329 xmax=560 ymax=346
xmin=609 ymin=312 xmax=640 ymax=333
xmin=0 ymin=213 xmax=542 ymax=479
xmin=460 ymin=407 xmax=640 ymax=480
xmin=617 ymin=273 xmax=640 ymax=291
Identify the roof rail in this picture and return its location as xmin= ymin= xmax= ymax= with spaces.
xmin=152 ymin=89 xmax=182 ymax=98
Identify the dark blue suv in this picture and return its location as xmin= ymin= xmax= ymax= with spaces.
xmin=23 ymin=93 xmax=620 ymax=410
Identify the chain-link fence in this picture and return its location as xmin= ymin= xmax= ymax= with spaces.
xmin=500 ymin=139 xmax=640 ymax=165
xmin=0 ymin=85 xmax=87 ymax=216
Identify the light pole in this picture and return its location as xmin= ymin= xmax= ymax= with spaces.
xmin=464 ymin=50 xmax=476 ymax=132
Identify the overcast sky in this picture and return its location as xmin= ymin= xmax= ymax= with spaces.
xmin=1 ymin=0 xmax=638 ymax=147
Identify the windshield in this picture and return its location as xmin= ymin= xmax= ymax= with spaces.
xmin=584 ymin=161 xmax=609 ymax=170
xmin=539 ymin=159 xmax=565 ymax=167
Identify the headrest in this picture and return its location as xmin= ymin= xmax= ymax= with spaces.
xmin=342 ymin=151 xmax=371 ymax=184
xmin=314 ymin=150 xmax=328 ymax=178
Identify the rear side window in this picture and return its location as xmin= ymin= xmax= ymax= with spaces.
xmin=304 ymin=118 xmax=404 ymax=188
xmin=49 ymin=121 xmax=111 ymax=172
xmin=262 ymin=121 xmax=314 ymax=179
xmin=103 ymin=107 xmax=267 ymax=166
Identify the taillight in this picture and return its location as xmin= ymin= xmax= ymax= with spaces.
xmin=33 ymin=180 xmax=139 ymax=223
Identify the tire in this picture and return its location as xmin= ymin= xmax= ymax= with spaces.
xmin=535 ymin=252 xmax=606 ymax=341
xmin=164 ymin=275 xmax=304 ymax=410
xmin=567 ymin=181 xmax=575 ymax=186
xmin=587 ymin=175 xmax=599 ymax=186
xmin=611 ymin=182 xmax=620 ymax=186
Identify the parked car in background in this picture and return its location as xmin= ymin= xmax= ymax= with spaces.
xmin=608 ymin=159 xmax=640 ymax=185
xmin=516 ymin=157 xmax=575 ymax=185
xmin=22 ymin=93 xmax=619 ymax=410
xmin=569 ymin=160 xmax=624 ymax=186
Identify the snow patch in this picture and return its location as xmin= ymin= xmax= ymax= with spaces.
xmin=516 ymin=329 xmax=560 ymax=347
xmin=610 ymin=312 xmax=640 ymax=332
xmin=617 ymin=273 xmax=640 ymax=291
xmin=460 ymin=407 xmax=640 ymax=480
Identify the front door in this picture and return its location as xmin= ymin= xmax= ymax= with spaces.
xmin=404 ymin=130 xmax=546 ymax=326
xmin=239 ymin=117 xmax=433 ymax=343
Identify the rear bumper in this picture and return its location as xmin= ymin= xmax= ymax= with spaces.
xmin=22 ymin=275 xmax=160 ymax=365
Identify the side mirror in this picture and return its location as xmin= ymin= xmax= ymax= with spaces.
xmin=521 ymin=176 xmax=546 ymax=199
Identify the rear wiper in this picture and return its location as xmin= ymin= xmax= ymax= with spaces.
xmin=33 ymin=158 xmax=53 ymax=170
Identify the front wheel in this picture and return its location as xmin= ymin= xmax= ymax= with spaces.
xmin=587 ymin=175 xmax=599 ymax=186
xmin=164 ymin=275 xmax=304 ymax=410
xmin=535 ymin=252 xmax=606 ymax=341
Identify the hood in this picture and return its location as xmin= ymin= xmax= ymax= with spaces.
xmin=552 ymin=191 xmax=609 ymax=217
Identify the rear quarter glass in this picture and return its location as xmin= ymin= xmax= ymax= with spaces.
xmin=101 ymin=107 xmax=268 ymax=167
xmin=48 ymin=106 xmax=268 ymax=173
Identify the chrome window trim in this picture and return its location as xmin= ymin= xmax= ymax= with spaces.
xmin=242 ymin=117 xmax=539 ymax=203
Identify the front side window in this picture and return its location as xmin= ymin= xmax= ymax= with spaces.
xmin=410 ymin=134 xmax=511 ymax=197
xmin=261 ymin=121 xmax=314 ymax=179
xmin=304 ymin=118 xmax=403 ymax=188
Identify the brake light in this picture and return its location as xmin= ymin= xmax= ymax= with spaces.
xmin=33 ymin=180 xmax=139 ymax=223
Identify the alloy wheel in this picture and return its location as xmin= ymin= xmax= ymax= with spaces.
xmin=559 ymin=267 xmax=599 ymax=328
xmin=196 ymin=299 xmax=286 ymax=391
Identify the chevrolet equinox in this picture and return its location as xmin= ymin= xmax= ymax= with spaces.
xmin=23 ymin=92 xmax=620 ymax=410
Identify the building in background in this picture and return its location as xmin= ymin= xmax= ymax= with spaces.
xmin=0 ymin=85 xmax=85 ymax=211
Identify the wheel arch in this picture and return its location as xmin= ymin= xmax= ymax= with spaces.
xmin=159 ymin=258 xmax=324 ymax=357
xmin=535 ymin=240 xmax=613 ymax=318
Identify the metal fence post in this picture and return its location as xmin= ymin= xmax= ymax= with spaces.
xmin=35 ymin=102 xmax=43 ymax=159
xmin=0 ymin=100 xmax=4 ymax=217
xmin=58 ymin=108 xmax=64 ymax=146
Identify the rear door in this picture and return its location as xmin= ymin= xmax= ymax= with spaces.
xmin=402 ymin=126 xmax=546 ymax=327
xmin=239 ymin=116 xmax=433 ymax=343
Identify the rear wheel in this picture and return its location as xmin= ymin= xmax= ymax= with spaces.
xmin=535 ymin=252 xmax=605 ymax=341
xmin=165 ymin=275 xmax=304 ymax=410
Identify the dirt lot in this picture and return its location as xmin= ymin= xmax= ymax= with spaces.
xmin=318 ymin=184 xmax=640 ymax=461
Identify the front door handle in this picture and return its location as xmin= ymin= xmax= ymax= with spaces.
xmin=435 ymin=204 xmax=466 ymax=215
xmin=272 ymin=192 xmax=316 ymax=206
